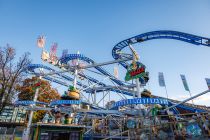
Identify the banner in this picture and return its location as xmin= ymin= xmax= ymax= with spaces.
xmin=205 ymin=78 xmax=210 ymax=89
xmin=180 ymin=74 xmax=190 ymax=91
xmin=158 ymin=72 xmax=166 ymax=87
xmin=50 ymin=100 xmax=81 ymax=106
xmin=14 ymin=100 xmax=48 ymax=106
xmin=114 ymin=98 xmax=168 ymax=107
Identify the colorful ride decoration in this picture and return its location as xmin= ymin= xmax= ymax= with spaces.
xmin=62 ymin=85 xmax=80 ymax=100
xmin=126 ymin=119 xmax=136 ymax=129
xmin=41 ymin=43 xmax=58 ymax=65
xmin=41 ymin=50 xmax=50 ymax=61
xmin=151 ymin=105 xmax=162 ymax=116
xmin=186 ymin=123 xmax=202 ymax=137
xmin=125 ymin=61 xmax=149 ymax=84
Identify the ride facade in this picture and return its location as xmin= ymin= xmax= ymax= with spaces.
xmin=13 ymin=30 xmax=210 ymax=140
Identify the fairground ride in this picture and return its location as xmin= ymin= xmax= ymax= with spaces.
xmin=15 ymin=30 xmax=210 ymax=140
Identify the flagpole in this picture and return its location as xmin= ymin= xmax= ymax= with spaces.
xmin=188 ymin=90 xmax=194 ymax=105
xmin=164 ymin=85 xmax=169 ymax=100
xmin=180 ymin=74 xmax=194 ymax=105
xmin=159 ymin=72 xmax=169 ymax=101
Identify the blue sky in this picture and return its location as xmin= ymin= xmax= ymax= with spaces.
xmin=0 ymin=0 xmax=210 ymax=106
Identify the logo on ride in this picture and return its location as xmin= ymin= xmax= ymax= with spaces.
xmin=125 ymin=62 xmax=148 ymax=82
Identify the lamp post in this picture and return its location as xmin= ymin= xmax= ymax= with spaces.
xmin=73 ymin=51 xmax=80 ymax=88
xmin=23 ymin=76 xmax=41 ymax=140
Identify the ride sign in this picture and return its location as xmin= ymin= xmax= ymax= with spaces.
xmin=125 ymin=61 xmax=148 ymax=82
xmin=114 ymin=98 xmax=168 ymax=108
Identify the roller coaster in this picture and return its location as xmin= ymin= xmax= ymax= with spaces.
xmin=16 ymin=30 xmax=210 ymax=139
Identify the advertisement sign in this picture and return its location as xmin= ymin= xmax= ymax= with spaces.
xmin=125 ymin=62 xmax=148 ymax=82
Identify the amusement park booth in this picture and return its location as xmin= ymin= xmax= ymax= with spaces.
xmin=31 ymin=123 xmax=85 ymax=140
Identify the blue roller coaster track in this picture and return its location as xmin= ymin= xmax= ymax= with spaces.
xmin=112 ymin=30 xmax=210 ymax=68
xmin=111 ymin=30 xmax=210 ymax=113
xmin=26 ymin=64 xmax=134 ymax=96
xmin=59 ymin=54 xmax=125 ymax=86
xmin=25 ymin=30 xmax=210 ymax=114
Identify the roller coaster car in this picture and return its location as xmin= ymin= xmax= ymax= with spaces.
xmin=61 ymin=85 xmax=80 ymax=100
xmin=136 ymin=38 xmax=144 ymax=42
xmin=141 ymin=89 xmax=152 ymax=98
xmin=67 ymin=90 xmax=80 ymax=100
xmin=81 ymin=104 xmax=90 ymax=110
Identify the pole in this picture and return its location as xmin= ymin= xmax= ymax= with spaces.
xmin=188 ymin=90 xmax=194 ymax=105
xmin=23 ymin=77 xmax=41 ymax=140
xmin=135 ymin=78 xmax=142 ymax=112
xmin=103 ymin=91 xmax=105 ymax=108
xmin=73 ymin=51 xmax=80 ymax=88
xmin=135 ymin=79 xmax=141 ymax=98
xmin=164 ymin=89 xmax=210 ymax=111
xmin=164 ymin=86 xmax=169 ymax=107
xmin=94 ymin=90 xmax=96 ymax=105
xmin=164 ymin=86 xmax=169 ymax=99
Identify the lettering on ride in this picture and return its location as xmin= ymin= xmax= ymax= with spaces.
xmin=130 ymin=67 xmax=145 ymax=77
xmin=114 ymin=98 xmax=168 ymax=107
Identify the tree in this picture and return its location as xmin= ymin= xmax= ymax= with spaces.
xmin=17 ymin=77 xmax=61 ymax=122
xmin=0 ymin=44 xmax=31 ymax=113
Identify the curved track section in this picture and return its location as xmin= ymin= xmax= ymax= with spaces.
xmin=26 ymin=64 xmax=87 ymax=88
xmin=26 ymin=64 xmax=134 ymax=96
xmin=59 ymin=54 xmax=125 ymax=86
xmin=26 ymin=65 xmax=208 ymax=113
xmin=112 ymin=30 xmax=210 ymax=112
xmin=112 ymin=30 xmax=210 ymax=68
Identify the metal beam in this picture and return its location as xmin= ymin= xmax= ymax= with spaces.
xmin=78 ymin=58 xmax=132 ymax=69
xmin=164 ymin=89 xmax=210 ymax=111
xmin=78 ymin=109 xmax=122 ymax=115
xmin=39 ymin=58 xmax=132 ymax=77
xmin=89 ymin=85 xmax=136 ymax=91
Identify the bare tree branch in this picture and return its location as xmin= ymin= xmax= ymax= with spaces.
xmin=0 ymin=45 xmax=31 ymax=113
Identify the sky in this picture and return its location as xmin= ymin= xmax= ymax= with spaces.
xmin=0 ymin=0 xmax=210 ymax=106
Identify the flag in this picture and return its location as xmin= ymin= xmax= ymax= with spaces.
xmin=49 ymin=43 xmax=58 ymax=62
xmin=205 ymin=78 xmax=210 ymax=89
xmin=37 ymin=36 xmax=45 ymax=48
xmin=180 ymin=74 xmax=190 ymax=91
xmin=114 ymin=66 xmax=119 ymax=78
xmin=50 ymin=43 xmax=58 ymax=54
xmin=158 ymin=72 xmax=165 ymax=87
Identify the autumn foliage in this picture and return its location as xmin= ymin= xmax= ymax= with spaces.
xmin=17 ymin=77 xmax=61 ymax=122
